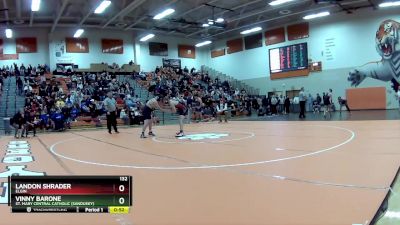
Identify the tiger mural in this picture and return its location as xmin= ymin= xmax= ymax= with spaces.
xmin=348 ymin=19 xmax=400 ymax=91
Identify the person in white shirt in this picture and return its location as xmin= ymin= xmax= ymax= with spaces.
xmin=216 ymin=98 xmax=229 ymax=123
xmin=140 ymin=95 xmax=176 ymax=138
xmin=278 ymin=95 xmax=284 ymax=114
xmin=120 ymin=108 xmax=129 ymax=125
xmin=23 ymin=84 xmax=32 ymax=95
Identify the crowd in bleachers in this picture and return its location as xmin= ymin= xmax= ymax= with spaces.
xmin=135 ymin=65 xmax=293 ymax=121
xmin=8 ymin=62 xmax=299 ymax=138
xmin=2 ymin=62 xmax=349 ymax=138
xmin=136 ymin=65 xmax=348 ymax=120
xmin=6 ymin=62 xmax=148 ymax=138
xmin=138 ymin=66 xmax=238 ymax=121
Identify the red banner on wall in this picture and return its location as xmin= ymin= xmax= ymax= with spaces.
xmin=16 ymin=37 xmax=38 ymax=53
xmin=0 ymin=54 xmax=19 ymax=60
xmin=178 ymin=45 xmax=196 ymax=59
xmin=287 ymin=22 xmax=309 ymax=41
xmin=102 ymin=39 xmax=123 ymax=54
xmin=265 ymin=27 xmax=285 ymax=46
xmin=66 ymin=38 xmax=89 ymax=53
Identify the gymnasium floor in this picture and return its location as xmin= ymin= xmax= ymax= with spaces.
xmin=1 ymin=115 xmax=400 ymax=225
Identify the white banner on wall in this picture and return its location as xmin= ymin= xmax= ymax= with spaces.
xmin=54 ymin=40 xmax=73 ymax=63
xmin=324 ymin=38 xmax=336 ymax=61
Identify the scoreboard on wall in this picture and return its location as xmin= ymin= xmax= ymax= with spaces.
xmin=8 ymin=176 xmax=132 ymax=214
xmin=269 ymin=43 xmax=308 ymax=74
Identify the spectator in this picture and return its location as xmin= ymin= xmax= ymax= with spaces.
xmin=51 ymin=109 xmax=65 ymax=131
xmin=216 ymin=98 xmax=229 ymax=123
xmin=192 ymin=95 xmax=203 ymax=122
xmin=307 ymin=94 xmax=314 ymax=112
xmin=323 ymin=90 xmax=332 ymax=118
xmin=278 ymin=95 xmax=284 ymax=114
xmin=338 ymin=96 xmax=351 ymax=114
xmin=284 ymin=96 xmax=290 ymax=114
xmin=316 ymin=93 xmax=322 ymax=105
xmin=16 ymin=77 xmax=24 ymax=95
xmin=24 ymin=108 xmax=37 ymax=137
xmin=313 ymin=99 xmax=321 ymax=114
xmin=270 ymin=95 xmax=278 ymax=115
xmin=262 ymin=96 xmax=268 ymax=115
xmin=11 ymin=110 xmax=23 ymax=138
xmin=120 ymin=108 xmax=129 ymax=125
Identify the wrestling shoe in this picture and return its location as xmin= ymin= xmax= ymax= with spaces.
xmin=148 ymin=132 xmax=156 ymax=137
xmin=140 ymin=133 xmax=147 ymax=138
xmin=175 ymin=131 xmax=185 ymax=137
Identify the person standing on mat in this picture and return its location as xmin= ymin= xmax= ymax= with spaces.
xmin=323 ymin=92 xmax=331 ymax=118
xmin=299 ymin=87 xmax=306 ymax=119
xmin=324 ymin=89 xmax=334 ymax=118
xmin=168 ymin=96 xmax=188 ymax=137
xmin=140 ymin=95 xmax=174 ymax=138
xmin=103 ymin=92 xmax=119 ymax=134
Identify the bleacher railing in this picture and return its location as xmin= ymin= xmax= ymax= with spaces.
xmin=201 ymin=65 xmax=260 ymax=96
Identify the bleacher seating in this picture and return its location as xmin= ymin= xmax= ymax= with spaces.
xmin=75 ymin=63 xmax=140 ymax=74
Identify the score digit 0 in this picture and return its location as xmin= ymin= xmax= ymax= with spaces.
xmin=119 ymin=197 xmax=125 ymax=205
xmin=118 ymin=185 xmax=125 ymax=192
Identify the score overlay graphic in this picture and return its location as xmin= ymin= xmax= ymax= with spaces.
xmin=9 ymin=176 xmax=132 ymax=213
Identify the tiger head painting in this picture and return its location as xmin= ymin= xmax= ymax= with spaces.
xmin=348 ymin=19 xmax=400 ymax=91
xmin=375 ymin=20 xmax=399 ymax=60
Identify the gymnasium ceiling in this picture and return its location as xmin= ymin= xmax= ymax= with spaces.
xmin=0 ymin=0 xmax=388 ymax=40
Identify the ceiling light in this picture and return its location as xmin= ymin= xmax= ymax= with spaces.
xmin=31 ymin=0 xmax=41 ymax=12
xmin=195 ymin=40 xmax=212 ymax=47
xmin=140 ymin=34 xmax=155 ymax=42
xmin=202 ymin=23 xmax=210 ymax=27
xmin=5 ymin=29 xmax=12 ymax=38
xmin=216 ymin=18 xmax=224 ymax=23
xmin=208 ymin=21 xmax=214 ymax=25
xmin=303 ymin=11 xmax=330 ymax=20
xmin=94 ymin=0 xmax=111 ymax=14
xmin=73 ymin=29 xmax=84 ymax=38
xmin=269 ymin=0 xmax=294 ymax=6
xmin=240 ymin=27 xmax=262 ymax=35
xmin=379 ymin=1 xmax=400 ymax=7
xmin=153 ymin=8 xmax=175 ymax=20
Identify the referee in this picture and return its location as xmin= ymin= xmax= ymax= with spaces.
xmin=103 ymin=92 xmax=119 ymax=134
xmin=299 ymin=87 xmax=306 ymax=119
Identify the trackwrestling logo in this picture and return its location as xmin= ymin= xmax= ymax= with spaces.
xmin=0 ymin=141 xmax=45 ymax=204
xmin=177 ymin=133 xmax=229 ymax=141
